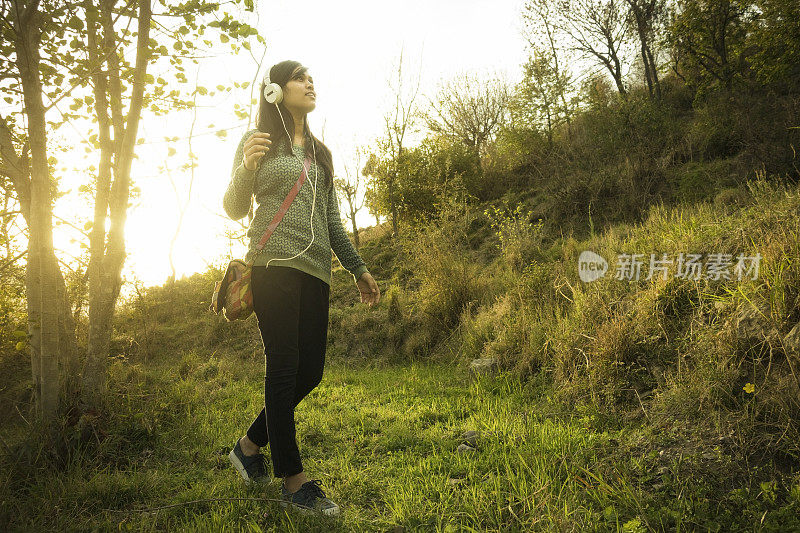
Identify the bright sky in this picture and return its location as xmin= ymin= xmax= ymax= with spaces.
xmin=41 ymin=0 xmax=530 ymax=299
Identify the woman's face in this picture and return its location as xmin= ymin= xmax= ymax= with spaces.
xmin=282 ymin=67 xmax=316 ymax=116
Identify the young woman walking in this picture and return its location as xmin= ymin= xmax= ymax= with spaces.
xmin=222 ymin=60 xmax=380 ymax=516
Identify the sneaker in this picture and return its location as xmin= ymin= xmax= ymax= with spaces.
xmin=280 ymin=478 xmax=340 ymax=516
xmin=228 ymin=438 xmax=271 ymax=485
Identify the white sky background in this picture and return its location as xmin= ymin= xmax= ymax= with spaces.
xmin=40 ymin=0 xmax=532 ymax=299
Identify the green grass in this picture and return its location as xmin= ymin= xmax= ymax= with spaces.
xmin=3 ymin=347 xmax=798 ymax=531
xmin=3 ymin=168 xmax=800 ymax=532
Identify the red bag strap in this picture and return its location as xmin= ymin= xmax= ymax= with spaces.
xmin=247 ymin=153 xmax=313 ymax=265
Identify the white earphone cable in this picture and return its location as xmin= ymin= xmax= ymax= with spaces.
xmin=263 ymin=102 xmax=319 ymax=270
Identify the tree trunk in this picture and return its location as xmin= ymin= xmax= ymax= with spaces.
xmin=389 ymin=173 xmax=399 ymax=238
xmin=629 ymin=0 xmax=661 ymax=100
xmin=82 ymin=1 xmax=114 ymax=405
xmin=55 ymin=259 xmax=80 ymax=404
xmin=83 ymin=0 xmax=151 ymax=407
xmin=641 ymin=39 xmax=654 ymax=97
xmin=646 ymin=45 xmax=661 ymax=99
xmin=610 ymin=51 xmax=627 ymax=96
xmin=544 ymin=21 xmax=572 ymax=135
xmin=13 ymin=0 xmax=61 ymax=425
xmin=25 ymin=218 xmax=41 ymax=414
xmin=349 ymin=206 xmax=360 ymax=249
xmin=2 ymin=109 xmax=80 ymax=425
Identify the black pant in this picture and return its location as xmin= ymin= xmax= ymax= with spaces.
xmin=245 ymin=264 xmax=330 ymax=478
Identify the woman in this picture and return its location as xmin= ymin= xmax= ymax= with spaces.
xmin=222 ymin=60 xmax=380 ymax=517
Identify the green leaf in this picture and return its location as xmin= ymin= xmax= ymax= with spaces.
xmin=16 ymin=341 xmax=26 ymax=351
xmin=12 ymin=330 xmax=27 ymax=338
xmin=220 ymin=33 xmax=229 ymax=43
xmin=622 ymin=517 xmax=645 ymax=533
xmin=68 ymin=16 xmax=84 ymax=31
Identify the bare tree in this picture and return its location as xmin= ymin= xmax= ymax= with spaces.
xmin=378 ymin=46 xmax=423 ymax=238
xmin=336 ymin=145 xmax=367 ymax=249
xmin=423 ymin=70 xmax=510 ymax=167
xmin=523 ymin=0 xmax=580 ymax=135
xmin=557 ymin=0 xmax=634 ymax=96
xmin=622 ymin=0 xmax=668 ymax=99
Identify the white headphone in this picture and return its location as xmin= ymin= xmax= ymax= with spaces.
xmin=261 ymin=71 xmax=319 ymax=270
xmin=262 ymin=73 xmax=284 ymax=104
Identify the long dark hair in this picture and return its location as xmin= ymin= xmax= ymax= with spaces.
xmin=255 ymin=60 xmax=334 ymax=189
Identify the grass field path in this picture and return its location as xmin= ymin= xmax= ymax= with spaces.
xmin=4 ymin=353 xmax=794 ymax=531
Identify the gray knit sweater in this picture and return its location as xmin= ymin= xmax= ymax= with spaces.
xmin=223 ymin=128 xmax=369 ymax=286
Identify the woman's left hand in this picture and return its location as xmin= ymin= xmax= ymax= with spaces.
xmin=356 ymin=272 xmax=380 ymax=307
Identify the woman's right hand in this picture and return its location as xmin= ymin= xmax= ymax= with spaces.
xmin=243 ymin=131 xmax=272 ymax=171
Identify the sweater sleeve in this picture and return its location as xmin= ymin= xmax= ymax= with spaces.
xmin=327 ymin=182 xmax=369 ymax=282
xmin=223 ymin=131 xmax=256 ymax=220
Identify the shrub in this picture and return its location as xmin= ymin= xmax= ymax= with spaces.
xmin=483 ymin=202 xmax=545 ymax=273
xmin=399 ymin=192 xmax=492 ymax=352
